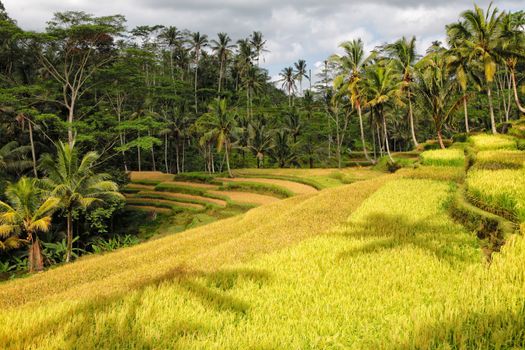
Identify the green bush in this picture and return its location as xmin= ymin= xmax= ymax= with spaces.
xmin=373 ymin=156 xmax=415 ymax=173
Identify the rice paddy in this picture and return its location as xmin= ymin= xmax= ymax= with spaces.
xmin=474 ymin=150 xmax=525 ymax=170
xmin=420 ymin=149 xmax=465 ymax=167
xmin=1 ymin=135 xmax=525 ymax=348
xmin=469 ymin=134 xmax=517 ymax=150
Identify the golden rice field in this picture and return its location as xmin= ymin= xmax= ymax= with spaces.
xmin=420 ymin=149 xmax=465 ymax=167
xmin=1 ymin=177 xmax=524 ymax=349
xmin=466 ymin=168 xmax=525 ymax=222
xmin=469 ymin=134 xmax=517 ymax=150
xmin=474 ymin=150 xmax=525 ymax=169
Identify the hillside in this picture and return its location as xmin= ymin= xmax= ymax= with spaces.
xmin=0 ymin=136 xmax=524 ymax=349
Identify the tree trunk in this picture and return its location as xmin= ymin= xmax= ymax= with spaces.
xmin=382 ymin=114 xmax=394 ymax=162
xmin=407 ymin=92 xmax=418 ymax=147
xmin=65 ymin=211 xmax=73 ymax=263
xmin=28 ymin=121 xmax=37 ymax=177
xmin=117 ymin=112 xmax=128 ymax=172
xmin=194 ymin=60 xmax=199 ymax=114
xmin=487 ymin=85 xmax=497 ymax=134
xmin=437 ymin=128 xmax=445 ymax=149
xmin=225 ymin=140 xmax=233 ymax=177
xmin=28 ymin=236 xmax=44 ymax=273
xmin=511 ymin=69 xmax=525 ymax=114
xmin=218 ymin=58 xmax=224 ymax=93
xmin=463 ymin=95 xmax=470 ymax=134
xmin=67 ymin=95 xmax=76 ymax=147
xmin=164 ymin=133 xmax=169 ymax=173
xmin=175 ymin=142 xmax=180 ymax=174
xmin=357 ymin=104 xmax=370 ymax=161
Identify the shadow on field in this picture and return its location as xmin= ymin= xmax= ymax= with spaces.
xmin=389 ymin=308 xmax=525 ymax=349
xmin=335 ymin=213 xmax=479 ymax=266
xmin=4 ymin=266 xmax=270 ymax=349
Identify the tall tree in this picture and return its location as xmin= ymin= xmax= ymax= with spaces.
xmin=189 ymin=32 xmax=208 ymax=114
xmin=383 ymin=36 xmax=420 ymax=147
xmin=280 ymin=67 xmax=296 ymax=107
xmin=447 ymin=4 xmax=505 ymax=134
xmin=31 ymin=11 xmax=125 ymax=146
xmin=211 ymin=32 xmax=234 ymax=94
xmin=249 ymin=31 xmax=267 ymax=66
xmin=294 ymin=59 xmax=309 ymax=95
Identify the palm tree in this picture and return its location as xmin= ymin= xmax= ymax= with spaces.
xmin=417 ymin=48 xmax=463 ymax=148
xmin=499 ymin=11 xmax=525 ymax=113
xmin=0 ymin=177 xmax=60 ymax=272
xmin=284 ymin=108 xmax=301 ymax=143
xmin=0 ymin=141 xmax=32 ymax=175
xmin=280 ymin=67 xmax=297 ymax=107
xmin=248 ymin=118 xmax=273 ymax=168
xmin=159 ymin=26 xmax=184 ymax=84
xmin=294 ymin=59 xmax=309 ymax=95
xmin=189 ymin=32 xmax=208 ymax=114
xmin=198 ymin=98 xmax=237 ymax=177
xmin=242 ymin=66 xmax=264 ymax=119
xmin=40 ymin=141 xmax=123 ymax=263
xmin=211 ymin=32 xmax=235 ymax=94
xmin=331 ymin=39 xmax=373 ymax=161
xmin=362 ymin=64 xmax=400 ymax=161
xmin=270 ymin=130 xmax=297 ymax=168
xmin=447 ymin=4 xmax=505 ymax=134
xmin=383 ymin=36 xmax=420 ymax=147
xmin=250 ymin=31 xmax=267 ymax=66
xmin=446 ymin=39 xmax=473 ymax=133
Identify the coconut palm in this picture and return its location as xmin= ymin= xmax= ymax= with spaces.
xmin=40 ymin=141 xmax=123 ymax=263
xmin=198 ymin=98 xmax=238 ymax=177
xmin=499 ymin=11 xmax=525 ymax=113
xmin=250 ymin=31 xmax=267 ymax=66
xmin=0 ymin=141 xmax=32 ymax=175
xmin=280 ymin=67 xmax=297 ymax=107
xmin=362 ymin=64 xmax=401 ymax=161
xmin=159 ymin=26 xmax=184 ymax=84
xmin=294 ymin=59 xmax=309 ymax=95
xmin=383 ymin=36 xmax=420 ymax=147
xmin=211 ymin=32 xmax=235 ymax=94
xmin=248 ymin=118 xmax=273 ymax=168
xmin=331 ymin=39 xmax=373 ymax=161
xmin=447 ymin=4 xmax=505 ymax=134
xmin=189 ymin=32 xmax=209 ymax=113
xmin=417 ymin=48 xmax=463 ymax=148
xmin=269 ymin=130 xmax=298 ymax=168
xmin=0 ymin=177 xmax=60 ymax=272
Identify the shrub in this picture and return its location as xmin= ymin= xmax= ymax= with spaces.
xmin=373 ymin=156 xmax=415 ymax=173
xmin=420 ymin=149 xmax=465 ymax=167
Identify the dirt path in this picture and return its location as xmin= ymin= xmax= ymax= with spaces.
xmin=209 ymin=190 xmax=280 ymax=206
xmin=218 ymin=177 xmax=318 ymax=195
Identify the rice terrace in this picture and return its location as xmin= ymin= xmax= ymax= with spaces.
xmin=0 ymin=0 xmax=525 ymax=349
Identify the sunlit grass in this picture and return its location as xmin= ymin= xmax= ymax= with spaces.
xmin=420 ymin=149 xmax=465 ymax=167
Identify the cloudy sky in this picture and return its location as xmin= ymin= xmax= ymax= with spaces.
xmin=3 ymin=0 xmax=522 ymax=81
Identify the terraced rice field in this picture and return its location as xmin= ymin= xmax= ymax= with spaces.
xmin=208 ymin=190 xmax=280 ymax=206
xmin=217 ymin=177 xmax=318 ymax=195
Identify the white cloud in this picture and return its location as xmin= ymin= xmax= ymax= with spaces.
xmin=3 ymin=0 xmax=521 ymax=79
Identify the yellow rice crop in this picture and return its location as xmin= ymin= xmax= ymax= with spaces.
xmin=128 ymin=171 xmax=175 ymax=182
xmin=420 ymin=149 xmax=465 ymax=167
xmin=1 ymin=177 xmax=523 ymax=348
xmin=218 ymin=177 xmax=318 ymax=194
xmin=466 ymin=168 xmax=525 ymax=221
xmin=208 ymin=190 xmax=279 ymax=206
xmin=475 ymin=150 xmax=525 ymax=169
xmin=469 ymin=134 xmax=517 ymax=150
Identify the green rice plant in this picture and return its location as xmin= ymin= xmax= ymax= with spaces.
xmin=474 ymin=150 xmax=525 ymax=170
xmin=174 ymin=172 xmax=219 ymax=183
xmin=466 ymin=169 xmax=525 ymax=222
xmin=129 ymin=179 xmax=162 ymax=186
xmin=420 ymin=149 xmax=465 ymax=167
xmin=469 ymin=134 xmax=517 ymax=151
xmin=154 ymin=183 xmax=207 ymax=196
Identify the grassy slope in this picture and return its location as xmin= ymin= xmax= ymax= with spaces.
xmin=1 ymin=169 xmax=525 ymax=348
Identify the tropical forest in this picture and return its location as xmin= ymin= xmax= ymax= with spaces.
xmin=0 ymin=0 xmax=524 ymax=348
